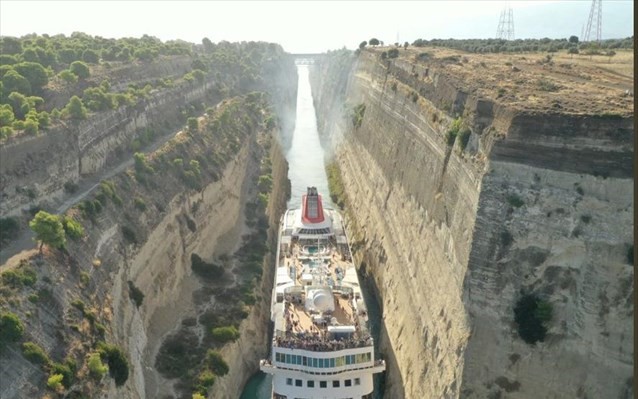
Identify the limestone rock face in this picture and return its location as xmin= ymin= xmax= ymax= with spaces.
xmin=310 ymin=50 xmax=633 ymax=398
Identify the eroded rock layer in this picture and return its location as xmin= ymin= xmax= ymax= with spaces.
xmin=310 ymin=48 xmax=633 ymax=398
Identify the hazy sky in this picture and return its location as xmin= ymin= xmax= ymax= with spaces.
xmin=0 ymin=1 xmax=633 ymax=53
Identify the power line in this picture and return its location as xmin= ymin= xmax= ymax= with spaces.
xmin=583 ymin=0 xmax=602 ymax=43
xmin=496 ymin=4 xmax=515 ymax=41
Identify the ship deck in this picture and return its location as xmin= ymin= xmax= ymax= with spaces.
xmin=273 ymin=223 xmax=372 ymax=350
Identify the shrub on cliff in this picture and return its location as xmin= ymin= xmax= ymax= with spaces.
xmin=187 ymin=117 xmax=199 ymax=133
xmin=205 ymin=350 xmax=229 ymax=376
xmin=70 ymin=61 xmax=90 ymax=79
xmin=62 ymin=216 xmax=84 ymax=240
xmin=128 ymin=281 xmax=144 ymax=308
xmin=121 ymin=225 xmax=137 ymax=244
xmin=1 ymin=267 xmax=36 ymax=288
xmin=47 ymin=373 xmax=64 ymax=391
xmin=13 ymin=62 xmax=48 ymax=92
xmin=0 ymin=312 xmax=24 ymax=349
xmin=351 ymin=103 xmax=366 ymax=128
xmin=446 ymin=117 xmax=462 ymax=146
xmin=88 ymin=352 xmax=108 ymax=379
xmin=369 ymin=38 xmax=380 ymax=46
xmin=196 ymin=369 xmax=216 ymax=393
xmin=22 ymin=342 xmax=51 ymax=365
xmin=2 ymin=69 xmax=32 ymax=95
xmin=388 ymin=48 xmax=399 ymax=59
xmin=211 ymin=326 xmax=240 ymax=343
xmin=458 ymin=127 xmax=471 ymax=150
xmin=97 ymin=342 xmax=130 ymax=386
xmin=191 ymin=253 xmax=224 ymax=279
xmin=63 ymin=96 xmax=87 ymax=120
xmin=134 ymin=152 xmax=155 ymax=175
xmin=0 ymin=216 xmax=20 ymax=246
xmin=514 ymin=294 xmax=552 ymax=344
xmin=82 ymin=86 xmax=116 ymax=111
xmin=82 ymin=49 xmax=100 ymax=64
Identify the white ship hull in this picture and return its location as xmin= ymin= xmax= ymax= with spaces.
xmin=260 ymin=188 xmax=384 ymax=399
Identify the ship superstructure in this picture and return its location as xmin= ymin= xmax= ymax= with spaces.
xmin=260 ymin=187 xmax=385 ymax=399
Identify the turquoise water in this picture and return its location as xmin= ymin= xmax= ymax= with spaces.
xmin=240 ymin=63 xmax=384 ymax=399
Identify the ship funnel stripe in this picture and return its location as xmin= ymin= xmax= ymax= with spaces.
xmin=302 ymin=186 xmax=325 ymax=224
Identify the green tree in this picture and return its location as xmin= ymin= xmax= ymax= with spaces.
xmin=0 ymin=312 xmax=24 ymax=348
xmin=369 ymin=38 xmax=380 ymax=46
xmin=82 ymin=49 xmax=100 ymax=64
xmin=83 ymin=87 xmax=115 ymax=111
xmin=58 ymin=69 xmax=78 ymax=84
xmin=211 ymin=326 xmax=240 ymax=343
xmin=205 ymin=350 xmax=229 ymax=376
xmin=97 ymin=342 xmax=129 ymax=386
xmin=29 ymin=211 xmax=66 ymax=253
xmin=187 ymin=117 xmax=199 ymax=133
xmin=37 ymin=111 xmax=50 ymax=129
xmin=62 ymin=216 xmax=84 ymax=240
xmin=22 ymin=342 xmax=50 ymax=365
xmin=358 ymin=41 xmax=367 ymax=50
xmin=88 ymin=352 xmax=109 ymax=379
xmin=388 ymin=48 xmax=399 ymax=58
xmin=0 ymin=37 xmax=22 ymax=55
xmin=2 ymin=70 xmax=32 ymax=95
xmin=403 ymin=41 xmax=409 ymax=50
xmin=64 ymin=96 xmax=88 ymax=120
xmin=47 ymin=373 xmax=64 ymax=391
xmin=23 ymin=118 xmax=38 ymax=135
xmin=13 ymin=62 xmax=48 ymax=91
xmin=70 ymin=61 xmax=90 ymax=79
xmin=0 ymin=104 xmax=15 ymax=126
xmin=202 ymin=37 xmax=215 ymax=52
xmin=568 ymin=47 xmax=579 ymax=57
xmin=568 ymin=35 xmax=579 ymax=44
xmin=0 ymin=54 xmax=18 ymax=65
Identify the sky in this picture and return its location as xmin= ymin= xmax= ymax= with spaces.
xmin=0 ymin=1 xmax=633 ymax=53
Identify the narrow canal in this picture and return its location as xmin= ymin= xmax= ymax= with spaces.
xmin=240 ymin=64 xmax=383 ymax=399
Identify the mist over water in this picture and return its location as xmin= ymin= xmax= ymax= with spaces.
xmin=286 ymin=65 xmax=331 ymax=208
xmin=241 ymin=63 xmax=329 ymax=399
xmin=241 ymin=63 xmax=383 ymax=398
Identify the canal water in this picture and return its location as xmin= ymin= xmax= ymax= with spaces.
xmin=240 ymin=64 xmax=384 ymax=399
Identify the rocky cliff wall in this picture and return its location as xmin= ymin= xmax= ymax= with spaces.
xmin=0 ymin=94 xmax=292 ymax=399
xmin=310 ymin=49 xmax=633 ymax=398
xmin=0 ymin=54 xmax=297 ymax=220
xmin=0 ymin=77 xmax=219 ymax=218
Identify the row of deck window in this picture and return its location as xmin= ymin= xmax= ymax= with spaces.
xmin=285 ymin=377 xmax=361 ymax=388
xmin=275 ymin=352 xmax=372 ymax=368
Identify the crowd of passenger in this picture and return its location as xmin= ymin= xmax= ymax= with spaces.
xmin=275 ymin=334 xmax=373 ymax=351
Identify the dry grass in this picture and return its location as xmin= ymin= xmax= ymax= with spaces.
xmin=374 ymin=46 xmax=634 ymax=116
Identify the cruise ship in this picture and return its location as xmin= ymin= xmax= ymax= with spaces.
xmin=260 ymin=187 xmax=385 ymax=399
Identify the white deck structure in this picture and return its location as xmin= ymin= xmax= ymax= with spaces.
xmin=261 ymin=187 xmax=385 ymax=399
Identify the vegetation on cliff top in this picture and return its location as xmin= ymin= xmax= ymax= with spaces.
xmin=0 ymin=33 xmax=290 ymax=141
xmin=412 ymin=36 xmax=633 ymax=54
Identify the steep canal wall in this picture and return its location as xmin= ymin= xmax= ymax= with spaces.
xmin=310 ymin=48 xmax=633 ymax=398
